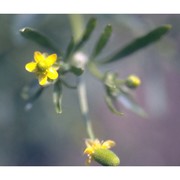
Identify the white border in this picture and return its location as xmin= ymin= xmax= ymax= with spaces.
xmin=1 ymin=0 xmax=180 ymax=13
xmin=0 ymin=1 xmax=179 ymax=180
xmin=0 ymin=166 xmax=179 ymax=180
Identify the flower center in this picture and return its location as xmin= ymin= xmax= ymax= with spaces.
xmin=37 ymin=61 xmax=48 ymax=72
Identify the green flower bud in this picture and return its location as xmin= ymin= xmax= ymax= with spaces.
xmin=125 ymin=75 xmax=141 ymax=89
xmin=92 ymin=148 xmax=120 ymax=166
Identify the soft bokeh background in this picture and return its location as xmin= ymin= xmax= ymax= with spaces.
xmin=0 ymin=14 xmax=180 ymax=165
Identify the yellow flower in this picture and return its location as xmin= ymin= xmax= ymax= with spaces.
xmin=25 ymin=51 xmax=59 ymax=86
xmin=84 ymin=139 xmax=120 ymax=166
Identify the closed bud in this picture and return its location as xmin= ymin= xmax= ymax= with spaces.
xmin=125 ymin=75 xmax=141 ymax=89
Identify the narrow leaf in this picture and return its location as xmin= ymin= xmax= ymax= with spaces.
xmin=102 ymin=24 xmax=172 ymax=63
xmin=74 ymin=18 xmax=97 ymax=51
xmin=20 ymin=27 xmax=60 ymax=54
xmin=105 ymin=95 xmax=123 ymax=116
xmin=118 ymin=93 xmax=147 ymax=118
xmin=64 ymin=36 xmax=75 ymax=61
xmin=53 ymin=80 xmax=63 ymax=114
xmin=92 ymin=24 xmax=112 ymax=58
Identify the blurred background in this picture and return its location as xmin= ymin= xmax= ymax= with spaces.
xmin=0 ymin=14 xmax=180 ymax=165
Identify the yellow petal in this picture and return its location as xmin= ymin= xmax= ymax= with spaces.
xmin=45 ymin=54 xmax=57 ymax=67
xmin=92 ymin=139 xmax=101 ymax=149
xmin=94 ymin=139 xmax=101 ymax=146
xmin=88 ymin=139 xmax=100 ymax=147
xmin=85 ymin=139 xmax=93 ymax=147
xmin=47 ymin=68 xmax=58 ymax=80
xmin=34 ymin=51 xmax=44 ymax=62
xmin=84 ymin=147 xmax=94 ymax=155
xmin=102 ymin=140 xmax=116 ymax=149
xmin=38 ymin=75 xmax=48 ymax=86
xmin=25 ymin=62 xmax=37 ymax=72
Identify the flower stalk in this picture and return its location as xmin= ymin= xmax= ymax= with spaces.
xmin=69 ymin=15 xmax=95 ymax=140
xmin=77 ymin=77 xmax=95 ymax=140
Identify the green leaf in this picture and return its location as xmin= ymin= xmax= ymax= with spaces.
xmin=74 ymin=17 xmax=97 ymax=51
xmin=53 ymin=80 xmax=63 ymax=114
xmin=92 ymin=24 xmax=112 ymax=58
xmin=105 ymin=95 xmax=123 ymax=116
xmin=64 ymin=36 xmax=75 ymax=61
xmin=19 ymin=27 xmax=60 ymax=54
xmin=118 ymin=91 xmax=147 ymax=118
xmin=102 ymin=24 xmax=172 ymax=63
xmin=70 ymin=65 xmax=84 ymax=76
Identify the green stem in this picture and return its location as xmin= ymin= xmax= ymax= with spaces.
xmin=68 ymin=14 xmax=95 ymax=139
xmin=77 ymin=78 xmax=95 ymax=140
xmin=69 ymin=15 xmax=104 ymax=82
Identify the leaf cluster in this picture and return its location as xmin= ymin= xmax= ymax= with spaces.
xmin=20 ymin=17 xmax=171 ymax=117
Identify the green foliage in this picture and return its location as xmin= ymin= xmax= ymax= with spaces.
xmin=91 ymin=24 xmax=112 ymax=58
xmin=118 ymin=87 xmax=147 ymax=117
xmin=64 ymin=36 xmax=75 ymax=61
xmin=102 ymin=71 xmax=146 ymax=117
xmin=73 ymin=17 xmax=97 ymax=52
xmin=20 ymin=19 xmax=172 ymax=118
xmin=103 ymin=72 xmax=119 ymax=95
xmin=53 ymin=80 xmax=63 ymax=114
xmin=19 ymin=27 xmax=60 ymax=54
xmin=20 ymin=20 xmax=171 ymax=118
xmin=101 ymin=25 xmax=172 ymax=63
xmin=105 ymin=95 xmax=123 ymax=116
xmin=70 ymin=65 xmax=84 ymax=76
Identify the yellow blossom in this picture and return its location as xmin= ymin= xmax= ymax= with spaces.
xmin=84 ymin=139 xmax=120 ymax=166
xmin=25 ymin=51 xmax=59 ymax=86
